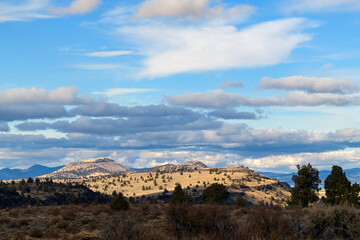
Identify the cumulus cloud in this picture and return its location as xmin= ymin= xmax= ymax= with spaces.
xmin=260 ymin=75 xmax=359 ymax=94
xmin=243 ymin=150 xmax=360 ymax=172
xmin=0 ymin=104 xmax=68 ymax=121
xmin=285 ymin=0 xmax=360 ymax=12
xmin=0 ymin=122 xmax=9 ymax=132
xmin=17 ymin=114 xmax=221 ymax=136
xmin=134 ymin=0 xmax=255 ymax=22
xmin=0 ymin=0 xmax=52 ymax=22
xmin=165 ymin=89 xmax=360 ymax=108
xmin=0 ymin=87 xmax=91 ymax=105
xmin=50 ymin=0 xmax=101 ymax=15
xmin=84 ymin=50 xmax=133 ymax=57
xmin=4 ymin=122 xmax=360 ymax=169
xmin=208 ymin=109 xmax=258 ymax=120
xmin=93 ymin=88 xmax=157 ymax=96
xmin=121 ymin=18 xmax=312 ymax=77
xmin=70 ymin=103 xmax=198 ymax=118
xmin=219 ymin=80 xmax=243 ymax=89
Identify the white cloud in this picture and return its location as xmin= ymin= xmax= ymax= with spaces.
xmin=260 ymin=75 xmax=359 ymax=94
xmin=73 ymin=64 xmax=124 ymax=70
xmin=120 ymin=18 xmax=312 ymax=77
xmin=134 ymin=0 xmax=254 ymax=23
xmin=0 ymin=87 xmax=91 ymax=105
xmin=50 ymin=0 xmax=101 ymax=15
xmin=219 ymin=80 xmax=243 ymax=88
xmin=93 ymin=88 xmax=158 ymax=96
xmin=84 ymin=50 xmax=133 ymax=57
xmin=285 ymin=0 xmax=360 ymax=12
xmin=0 ymin=0 xmax=52 ymax=22
xmin=243 ymin=150 xmax=360 ymax=171
xmin=165 ymin=89 xmax=360 ymax=108
xmin=322 ymin=63 xmax=334 ymax=69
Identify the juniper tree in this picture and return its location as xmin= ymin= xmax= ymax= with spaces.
xmin=288 ymin=163 xmax=321 ymax=207
xmin=323 ymin=165 xmax=360 ymax=206
xmin=110 ymin=192 xmax=129 ymax=210
xmin=199 ymin=183 xmax=229 ymax=204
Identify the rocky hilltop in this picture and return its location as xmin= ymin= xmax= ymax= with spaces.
xmin=40 ymin=158 xmax=133 ymax=179
xmin=140 ymin=161 xmax=208 ymax=173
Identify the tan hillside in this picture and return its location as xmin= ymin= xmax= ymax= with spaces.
xmin=77 ymin=165 xmax=291 ymax=206
xmin=40 ymin=158 xmax=133 ymax=179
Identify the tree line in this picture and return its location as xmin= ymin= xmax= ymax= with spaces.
xmin=288 ymin=163 xmax=360 ymax=207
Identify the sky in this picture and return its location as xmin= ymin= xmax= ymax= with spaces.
xmin=0 ymin=0 xmax=360 ymax=172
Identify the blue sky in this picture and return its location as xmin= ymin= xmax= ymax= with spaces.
xmin=1 ymin=0 xmax=360 ymax=172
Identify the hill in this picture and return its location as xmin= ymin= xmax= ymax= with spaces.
xmin=0 ymin=164 xmax=65 ymax=180
xmin=40 ymin=158 xmax=133 ymax=179
xmin=80 ymin=164 xmax=291 ymax=206
xmin=139 ymin=161 xmax=208 ymax=173
xmin=0 ymin=180 xmax=110 ymax=209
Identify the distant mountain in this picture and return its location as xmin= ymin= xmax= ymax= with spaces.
xmin=139 ymin=161 xmax=208 ymax=173
xmin=260 ymin=168 xmax=360 ymax=187
xmin=0 ymin=164 xmax=65 ymax=180
xmin=40 ymin=158 xmax=134 ymax=179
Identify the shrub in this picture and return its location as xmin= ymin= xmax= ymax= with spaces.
xmin=110 ymin=193 xmax=129 ymax=211
xmin=235 ymin=195 xmax=247 ymax=207
xmin=29 ymin=228 xmax=43 ymax=238
xmin=301 ymin=205 xmax=360 ymax=239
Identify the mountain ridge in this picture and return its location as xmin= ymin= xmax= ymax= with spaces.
xmin=138 ymin=161 xmax=208 ymax=173
xmin=0 ymin=164 xmax=65 ymax=180
xmin=39 ymin=158 xmax=134 ymax=179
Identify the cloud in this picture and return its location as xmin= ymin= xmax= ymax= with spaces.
xmin=0 ymin=122 xmax=9 ymax=132
xmin=285 ymin=0 xmax=360 ymax=12
xmin=70 ymin=103 xmax=197 ymax=118
xmin=84 ymin=50 xmax=133 ymax=57
xmin=219 ymin=80 xmax=243 ymax=88
xmin=260 ymin=75 xmax=359 ymax=94
xmin=134 ymin=0 xmax=255 ymax=22
xmin=16 ymin=122 xmax=50 ymax=131
xmin=0 ymin=87 xmax=91 ymax=105
xmin=0 ymin=0 xmax=52 ymax=22
xmin=72 ymin=64 xmax=124 ymax=70
xmin=93 ymin=88 xmax=157 ymax=96
xmin=50 ymin=0 xmax=101 ymax=15
xmin=208 ymin=109 xmax=258 ymax=120
xmin=322 ymin=63 xmax=334 ymax=69
xmin=121 ymin=18 xmax=312 ymax=77
xmin=243 ymin=150 xmax=360 ymax=172
xmin=0 ymin=104 xmax=68 ymax=121
xmin=165 ymin=89 xmax=360 ymax=108
xmin=46 ymin=115 xmax=221 ymax=136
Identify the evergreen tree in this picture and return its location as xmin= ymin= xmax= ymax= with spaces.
xmin=170 ymin=184 xmax=191 ymax=205
xmin=288 ymin=163 xmax=321 ymax=207
xmin=110 ymin=193 xmax=129 ymax=210
xmin=199 ymin=183 xmax=229 ymax=204
xmin=323 ymin=165 xmax=360 ymax=205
